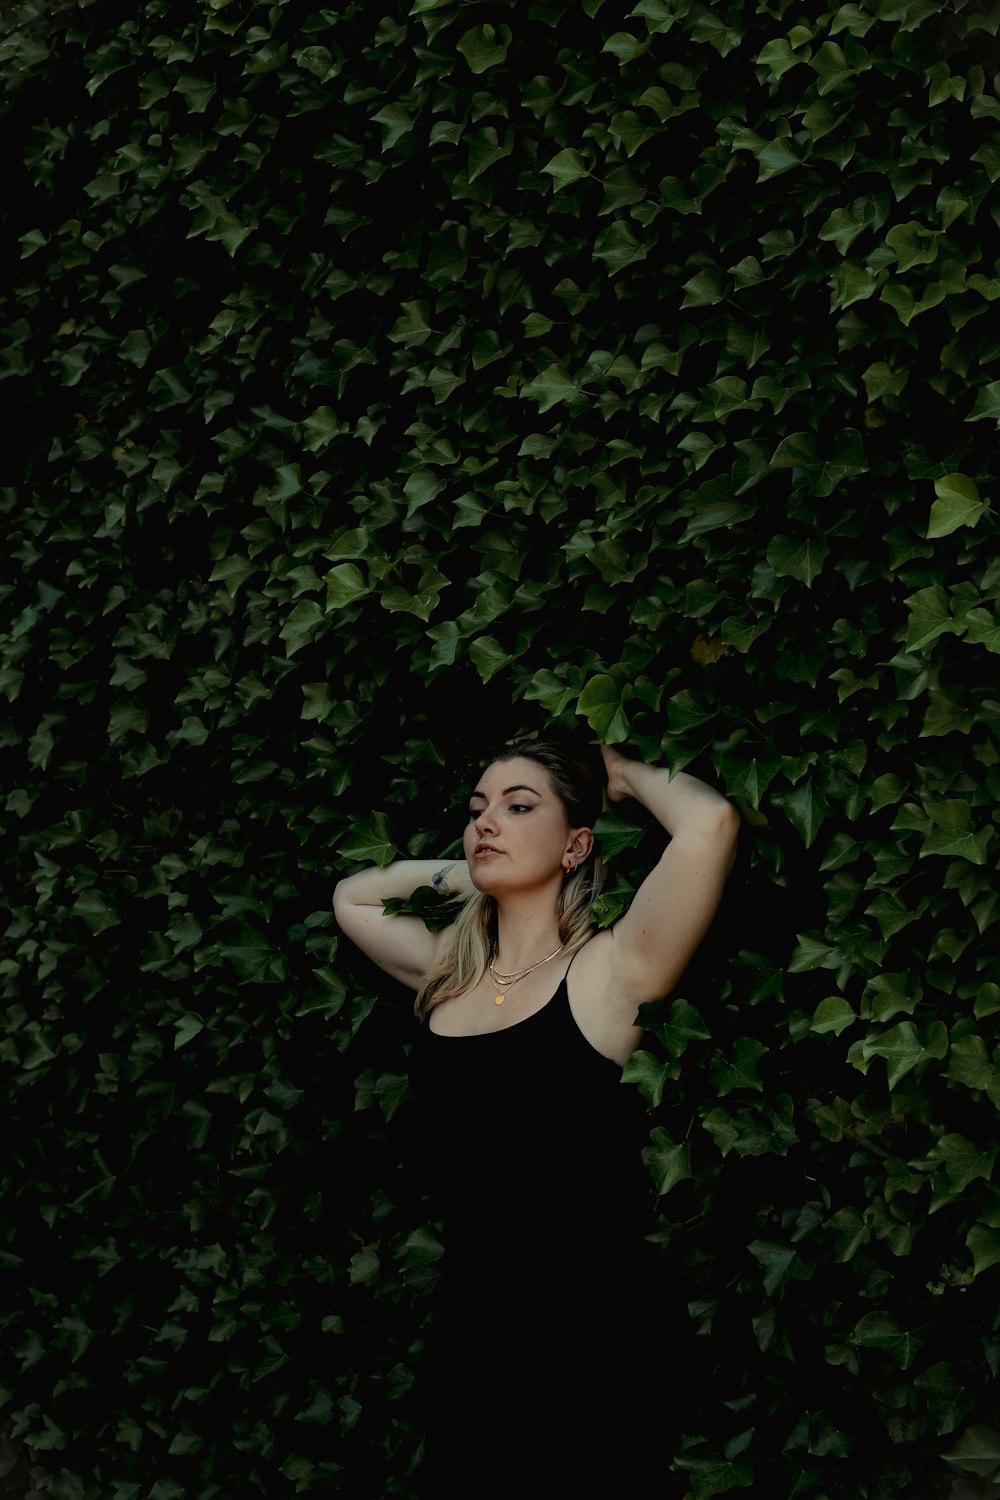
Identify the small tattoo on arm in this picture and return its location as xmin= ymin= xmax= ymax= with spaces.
xmin=432 ymin=864 xmax=454 ymax=893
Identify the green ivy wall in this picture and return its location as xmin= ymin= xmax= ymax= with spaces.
xmin=2 ymin=0 xmax=1000 ymax=1494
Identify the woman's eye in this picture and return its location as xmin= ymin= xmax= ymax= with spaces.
xmin=510 ymin=804 xmax=531 ymax=814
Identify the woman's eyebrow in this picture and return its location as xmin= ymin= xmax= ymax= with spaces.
xmin=469 ymin=784 xmax=541 ymax=800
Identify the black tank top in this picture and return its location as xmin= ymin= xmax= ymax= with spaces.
xmin=408 ymin=960 xmax=689 ymax=1496
xmin=415 ymin=961 xmax=649 ymax=1282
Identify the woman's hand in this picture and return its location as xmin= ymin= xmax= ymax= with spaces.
xmin=599 ymin=743 xmax=632 ymax=804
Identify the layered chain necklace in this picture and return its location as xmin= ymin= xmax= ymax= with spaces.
xmin=487 ymin=944 xmax=564 ymax=1006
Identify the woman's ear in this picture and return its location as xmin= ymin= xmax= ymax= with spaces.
xmin=566 ymin=827 xmax=595 ymax=862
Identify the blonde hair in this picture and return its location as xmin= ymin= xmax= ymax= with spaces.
xmin=414 ymin=735 xmax=608 ymax=1021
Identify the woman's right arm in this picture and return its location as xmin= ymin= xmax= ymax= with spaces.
xmin=333 ymin=859 xmax=472 ymax=990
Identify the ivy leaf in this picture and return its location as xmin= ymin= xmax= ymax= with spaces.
xmin=926 ymin=1134 xmax=998 ymax=1193
xmin=810 ymin=996 xmax=857 ymax=1035
xmin=830 ymin=260 xmax=880 ymax=309
xmin=174 ymin=1014 xmax=205 ymax=1050
xmin=928 ymin=472 xmax=990 ymax=536
xmin=576 ymin=674 xmax=630 ymax=742
xmin=521 ymin=362 xmax=581 ymax=412
xmin=302 ymin=405 xmax=346 ymax=452
xmin=468 ymin=635 xmax=512 ymax=683
xmin=966 ymin=1227 xmax=1000 ymax=1279
xmin=905 ymin=584 xmax=957 ymax=651
xmin=755 ymin=38 xmax=801 ymax=80
xmin=656 ymin=997 xmax=711 ymax=1056
xmin=766 ymin=534 xmax=829 ymax=587
xmin=672 ymin=1456 xmax=754 ymax=1498
xmin=643 ymin=1129 xmax=692 ymax=1196
xmin=967 ymin=380 xmax=1000 ymax=422
xmin=325 ymin=564 xmax=369 ymax=610
xmin=852 ymin=1312 xmax=928 ymax=1370
xmin=622 ymin=1050 xmax=672 ymax=1108
xmin=456 ymin=23 xmax=512 ymax=73
xmin=964 ymin=608 xmax=1000 ymax=653
xmin=339 ymin=813 xmax=396 ymax=867
xmin=381 ymin=567 xmax=449 ymax=620
xmin=749 ymin=1239 xmax=814 ymax=1297
xmin=593 ymin=221 xmax=648 ymax=275
xmin=919 ymin=801 xmax=992 ymax=864
xmin=886 ymin=221 xmax=938 ymax=272
xmin=942 ymin=1424 xmax=1000 ymax=1476
xmin=387 ymin=301 xmax=432 ymax=348
xmin=773 ymin=778 xmax=830 ymax=847
xmin=712 ymin=1037 xmax=768 ymax=1095
xmin=862 ymin=1020 xmax=949 ymax=1090
xmin=280 ymin=600 xmax=324 ymax=655
xmin=541 ymin=148 xmax=591 ymax=191
xmin=524 ymin=669 xmax=579 ymax=716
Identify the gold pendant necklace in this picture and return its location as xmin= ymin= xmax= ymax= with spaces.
xmin=488 ymin=944 xmax=564 ymax=1005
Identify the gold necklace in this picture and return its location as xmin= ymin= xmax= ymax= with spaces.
xmin=487 ymin=944 xmax=564 ymax=1006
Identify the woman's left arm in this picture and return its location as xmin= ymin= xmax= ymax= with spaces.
xmin=601 ymin=745 xmax=740 ymax=1005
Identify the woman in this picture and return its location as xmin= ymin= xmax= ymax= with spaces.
xmin=333 ymin=734 xmax=739 ymax=1496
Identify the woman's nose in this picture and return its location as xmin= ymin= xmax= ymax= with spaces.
xmin=474 ymin=807 xmax=497 ymax=833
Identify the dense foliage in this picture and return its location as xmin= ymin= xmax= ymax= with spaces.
xmin=2 ymin=0 xmax=1000 ymax=1494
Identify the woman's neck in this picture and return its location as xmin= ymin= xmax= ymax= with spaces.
xmin=492 ymin=895 xmax=563 ymax=970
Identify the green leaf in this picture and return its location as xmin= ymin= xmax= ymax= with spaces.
xmin=372 ymin=103 xmax=413 ymax=150
xmin=852 ymin=1312 xmax=927 ymax=1370
xmin=942 ymin=1424 xmax=1000 ymax=1477
xmin=524 ymin=669 xmax=579 ymax=716
xmin=749 ymin=1238 xmax=813 ymax=1297
xmin=919 ymin=801 xmax=992 ymax=864
xmin=886 ymin=221 xmax=938 ymax=272
xmin=774 ymin=778 xmax=830 ymax=847
xmin=830 ymin=260 xmax=880 ymax=309
xmin=387 ymin=301 xmax=432 ymax=348
xmin=576 ymin=674 xmax=630 ymax=742
xmin=968 ymin=381 xmax=1000 ymax=423
xmin=541 ymin=148 xmax=591 ymax=191
xmin=673 ymin=1456 xmax=754 ymax=1498
xmin=964 ymin=608 xmax=1000 ymax=653
xmin=756 ymin=138 xmax=800 ymax=181
xmin=755 ymin=38 xmax=802 ymax=80
xmin=810 ymin=996 xmax=857 ymax=1035
xmin=861 ymin=1019 xmax=949 ymax=1090
xmin=905 ymin=584 xmax=955 ymax=651
xmin=174 ymin=1014 xmax=205 ymax=1050
xmin=280 ymin=600 xmax=324 ymax=655
xmin=926 ymin=1134 xmax=998 ymax=1193
xmin=468 ymin=635 xmax=512 ymax=683
xmin=966 ymin=1227 xmax=1000 ymax=1280
xmin=622 ymin=1050 xmax=672 ymax=1108
xmin=339 ymin=813 xmax=396 ymax=866
xmin=325 ymin=563 xmax=369 ymax=610
xmin=209 ymin=554 xmax=256 ymax=598
xmin=593 ymin=220 xmax=648 ymax=275
xmin=818 ymin=199 xmax=879 ymax=254
xmin=712 ymin=1037 xmax=768 ymax=1095
xmin=643 ymin=1128 xmax=692 ymax=1195
xmin=521 ymin=362 xmax=581 ymax=412
xmin=928 ymin=472 xmax=990 ymax=536
xmin=681 ymin=269 xmax=725 ymax=306
xmin=456 ymin=23 xmax=512 ymax=73
xmin=766 ymin=534 xmax=829 ymax=587
xmin=864 ymin=971 xmax=920 ymax=1023
xmin=302 ymin=405 xmax=346 ymax=452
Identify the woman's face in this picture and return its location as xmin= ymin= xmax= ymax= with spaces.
xmin=463 ymin=756 xmax=586 ymax=895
